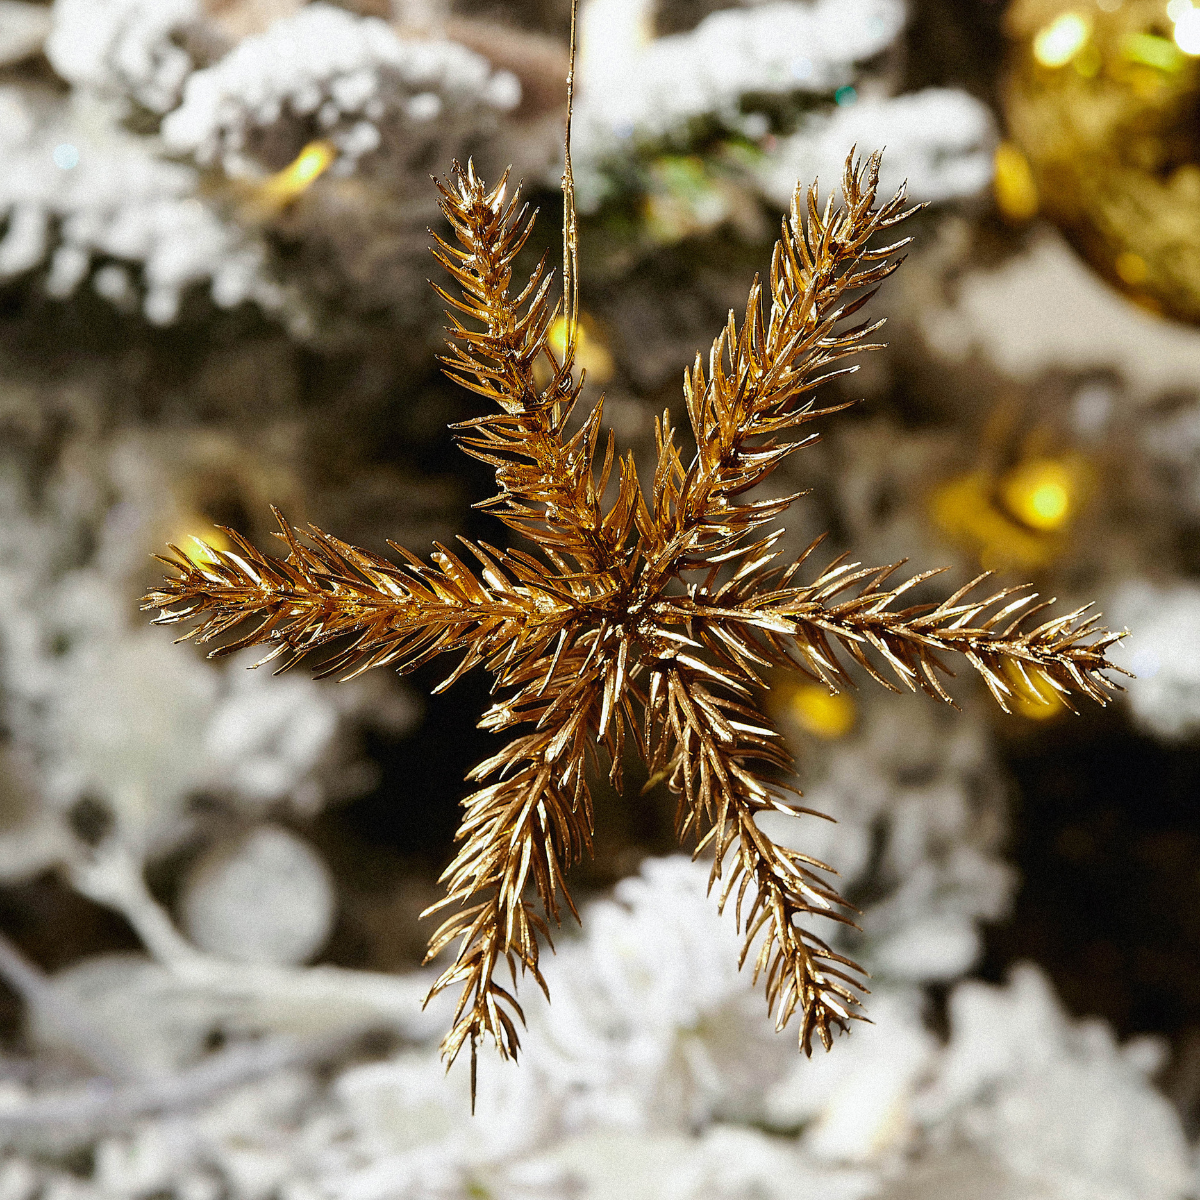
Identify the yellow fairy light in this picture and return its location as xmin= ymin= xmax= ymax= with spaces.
xmin=174 ymin=524 xmax=232 ymax=567
xmin=258 ymin=140 xmax=337 ymax=209
xmin=931 ymin=454 xmax=1090 ymax=572
xmin=1033 ymin=12 xmax=1092 ymax=67
xmin=1115 ymin=250 xmax=1149 ymax=284
xmin=931 ymin=471 xmax=1058 ymax=572
xmin=1000 ymin=458 xmax=1077 ymax=532
xmin=546 ymin=313 xmax=615 ymax=383
xmin=1175 ymin=7 xmax=1200 ymax=52
xmin=993 ymin=141 xmax=1039 ymax=222
xmin=1168 ymin=0 xmax=1193 ymax=21
xmin=785 ymin=682 xmax=856 ymax=740
xmin=1003 ymin=661 xmax=1067 ymax=720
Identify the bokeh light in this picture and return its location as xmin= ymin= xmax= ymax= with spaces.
xmin=547 ymin=314 xmax=616 ymax=382
xmin=994 ymin=141 xmax=1039 ymax=221
xmin=258 ymin=140 xmax=337 ymax=209
xmin=1001 ymin=458 xmax=1077 ymax=531
xmin=176 ymin=525 xmax=233 ymax=567
xmin=1121 ymin=30 xmax=1184 ymax=70
xmin=1175 ymin=7 xmax=1200 ymax=53
xmin=783 ymin=682 xmax=857 ymax=739
xmin=52 ymin=142 xmax=79 ymax=170
xmin=1004 ymin=662 xmax=1068 ymax=720
xmin=1033 ymin=12 xmax=1092 ymax=67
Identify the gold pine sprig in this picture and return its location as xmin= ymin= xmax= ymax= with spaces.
xmin=144 ymin=150 xmax=1125 ymax=1096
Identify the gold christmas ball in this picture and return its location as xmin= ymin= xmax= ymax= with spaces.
xmin=1003 ymin=0 xmax=1200 ymax=323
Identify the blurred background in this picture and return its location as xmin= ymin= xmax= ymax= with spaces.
xmin=0 ymin=0 xmax=1197 ymax=1195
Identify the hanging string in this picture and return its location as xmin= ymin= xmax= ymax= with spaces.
xmin=561 ymin=0 xmax=580 ymax=367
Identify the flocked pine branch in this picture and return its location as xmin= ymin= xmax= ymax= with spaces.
xmin=144 ymin=150 xmax=1125 ymax=1097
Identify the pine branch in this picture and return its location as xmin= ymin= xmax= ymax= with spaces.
xmin=434 ymin=163 xmax=640 ymax=583
xmin=787 ymin=568 xmax=1124 ymax=713
xmin=647 ymin=661 xmax=865 ymax=1052
xmin=641 ymin=152 xmax=920 ymax=585
xmin=674 ymin=555 xmax=1126 ymax=714
xmin=144 ymin=508 xmax=573 ymax=683
xmin=420 ymin=672 xmax=596 ymax=1067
